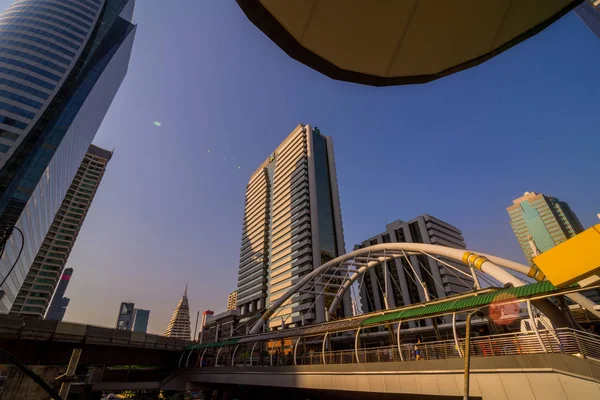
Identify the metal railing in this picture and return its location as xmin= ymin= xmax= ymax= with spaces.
xmin=0 ymin=316 xmax=191 ymax=351
xmin=218 ymin=328 xmax=600 ymax=368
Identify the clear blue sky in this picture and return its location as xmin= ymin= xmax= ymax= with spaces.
xmin=6 ymin=1 xmax=600 ymax=334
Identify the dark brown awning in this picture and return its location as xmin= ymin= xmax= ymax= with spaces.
xmin=237 ymin=0 xmax=580 ymax=86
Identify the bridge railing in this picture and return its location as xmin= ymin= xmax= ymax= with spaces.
xmin=0 ymin=315 xmax=191 ymax=350
xmin=222 ymin=328 xmax=600 ymax=367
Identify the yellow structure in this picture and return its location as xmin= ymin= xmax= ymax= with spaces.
xmin=533 ymin=224 xmax=600 ymax=288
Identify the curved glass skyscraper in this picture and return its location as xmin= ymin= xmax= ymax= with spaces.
xmin=0 ymin=0 xmax=136 ymax=312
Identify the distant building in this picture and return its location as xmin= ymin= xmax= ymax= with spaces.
xmin=507 ymin=192 xmax=585 ymax=266
xmin=198 ymin=310 xmax=214 ymax=342
xmin=200 ymin=310 xmax=241 ymax=343
xmin=164 ymin=285 xmax=191 ymax=340
xmin=507 ymin=192 xmax=599 ymax=303
xmin=235 ymin=124 xmax=350 ymax=330
xmin=10 ymin=145 xmax=112 ymax=317
xmin=45 ymin=268 xmax=73 ymax=321
xmin=116 ymin=302 xmax=135 ymax=331
xmin=227 ymin=291 xmax=238 ymax=311
xmin=576 ymin=0 xmax=600 ymax=39
xmin=356 ymin=215 xmax=474 ymax=317
xmin=132 ymin=309 xmax=150 ymax=333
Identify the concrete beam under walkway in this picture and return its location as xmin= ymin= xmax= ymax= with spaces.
xmin=166 ymin=354 xmax=600 ymax=399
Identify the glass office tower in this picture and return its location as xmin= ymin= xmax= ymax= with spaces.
xmin=0 ymin=0 xmax=136 ymax=312
xmin=132 ymin=308 xmax=149 ymax=333
xmin=236 ymin=124 xmax=350 ymax=330
xmin=116 ymin=301 xmax=134 ymax=330
xmin=507 ymin=192 xmax=584 ymax=265
xmin=576 ymin=0 xmax=600 ymax=39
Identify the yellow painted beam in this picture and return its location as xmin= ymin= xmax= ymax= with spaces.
xmin=533 ymin=224 xmax=600 ymax=288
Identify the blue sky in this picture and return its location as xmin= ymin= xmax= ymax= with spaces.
xmin=4 ymin=1 xmax=599 ymax=334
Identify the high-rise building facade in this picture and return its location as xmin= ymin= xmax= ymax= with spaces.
xmin=356 ymin=215 xmax=474 ymax=316
xmin=507 ymin=192 xmax=585 ymax=266
xmin=45 ymin=267 xmax=73 ymax=321
xmin=576 ymin=0 xmax=600 ymax=39
xmin=236 ymin=124 xmax=349 ymax=330
xmin=164 ymin=285 xmax=191 ymax=340
xmin=9 ymin=145 xmax=112 ymax=317
xmin=132 ymin=308 xmax=149 ymax=333
xmin=227 ymin=290 xmax=237 ymax=311
xmin=0 ymin=0 xmax=136 ymax=312
xmin=116 ymin=301 xmax=134 ymax=331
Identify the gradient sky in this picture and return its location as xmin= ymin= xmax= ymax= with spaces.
xmin=3 ymin=1 xmax=599 ymax=335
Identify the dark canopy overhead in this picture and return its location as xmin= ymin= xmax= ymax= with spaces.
xmin=237 ymin=0 xmax=580 ymax=86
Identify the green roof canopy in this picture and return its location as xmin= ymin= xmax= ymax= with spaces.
xmin=361 ymin=281 xmax=562 ymax=326
xmin=187 ymin=338 xmax=239 ymax=351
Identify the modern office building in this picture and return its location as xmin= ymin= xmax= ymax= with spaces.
xmin=356 ymin=215 xmax=474 ymax=317
xmin=9 ymin=145 xmax=112 ymax=317
xmin=236 ymin=124 xmax=350 ymax=330
xmin=507 ymin=192 xmax=585 ymax=266
xmin=164 ymin=285 xmax=191 ymax=340
xmin=0 ymin=0 xmax=137 ymax=313
xmin=132 ymin=308 xmax=150 ymax=333
xmin=116 ymin=301 xmax=134 ymax=331
xmin=576 ymin=0 xmax=600 ymax=39
xmin=227 ymin=290 xmax=237 ymax=311
xmin=45 ymin=267 xmax=73 ymax=321
xmin=507 ymin=192 xmax=600 ymax=304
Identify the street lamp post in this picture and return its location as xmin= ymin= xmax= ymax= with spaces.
xmin=463 ymin=307 xmax=487 ymax=400
xmin=463 ymin=310 xmax=476 ymax=400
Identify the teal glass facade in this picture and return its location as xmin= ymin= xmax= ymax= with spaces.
xmin=521 ymin=202 xmax=557 ymax=252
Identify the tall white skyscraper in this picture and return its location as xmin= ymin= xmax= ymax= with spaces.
xmin=236 ymin=124 xmax=350 ymax=330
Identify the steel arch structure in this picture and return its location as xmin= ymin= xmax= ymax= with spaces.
xmin=250 ymin=243 xmax=599 ymax=334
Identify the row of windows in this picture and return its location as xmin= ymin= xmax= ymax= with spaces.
xmin=0 ymin=66 xmax=56 ymax=91
xmin=0 ymin=38 xmax=70 ymax=67
xmin=0 ymin=143 xmax=11 ymax=153
xmin=0 ymin=30 xmax=76 ymax=57
xmin=4 ymin=8 xmax=88 ymax=37
xmin=0 ymin=88 xmax=43 ymax=108
xmin=0 ymin=55 xmax=61 ymax=81
xmin=9 ymin=3 xmax=91 ymax=30
xmin=79 ymin=0 xmax=101 ymax=12
xmin=0 ymin=100 xmax=36 ymax=119
xmin=0 ymin=47 xmax=66 ymax=74
xmin=0 ymin=15 xmax=84 ymax=42
xmin=16 ymin=0 xmax=95 ymax=23
xmin=0 ymin=129 xmax=19 ymax=141
xmin=0 ymin=21 xmax=80 ymax=49
xmin=0 ymin=114 xmax=28 ymax=129
xmin=0 ymin=76 xmax=50 ymax=100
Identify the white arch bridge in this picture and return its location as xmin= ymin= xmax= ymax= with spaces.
xmin=248 ymin=243 xmax=600 ymax=334
xmin=170 ymin=243 xmax=600 ymax=400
